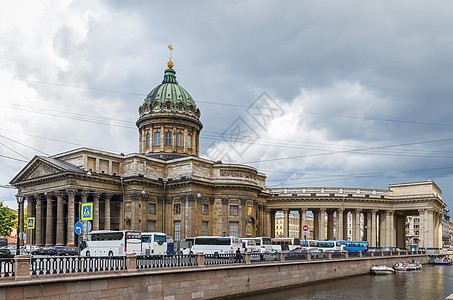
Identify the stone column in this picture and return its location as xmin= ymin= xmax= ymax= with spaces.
xmin=66 ymin=189 xmax=76 ymax=247
xmin=93 ymin=193 xmax=100 ymax=231
xmin=418 ymin=209 xmax=425 ymax=248
xmin=426 ymin=209 xmax=434 ymax=249
xmin=343 ymin=211 xmax=349 ymax=241
xmin=35 ymin=194 xmax=43 ymax=246
xmin=318 ymin=208 xmax=326 ymax=241
xmin=283 ymin=209 xmax=289 ymax=238
xmin=56 ymin=193 xmax=64 ymax=246
xmin=327 ymin=211 xmax=334 ymax=240
xmin=264 ymin=208 xmax=270 ymax=237
xmin=270 ymin=210 xmax=276 ymax=238
xmin=299 ymin=209 xmax=307 ymax=240
xmin=104 ymin=193 xmax=112 ymax=230
xmin=354 ymin=209 xmax=361 ymax=241
xmin=366 ymin=211 xmax=372 ymax=243
xmin=45 ymin=193 xmax=53 ymax=246
xmin=371 ymin=209 xmax=377 ymax=247
xmin=388 ymin=210 xmax=394 ymax=247
xmin=313 ymin=210 xmax=319 ymax=240
xmin=335 ymin=208 xmax=344 ymax=240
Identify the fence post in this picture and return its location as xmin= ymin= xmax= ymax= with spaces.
xmin=359 ymin=251 xmax=362 ymax=258
xmin=196 ymin=253 xmax=205 ymax=267
xmin=328 ymin=252 xmax=332 ymax=260
xmin=345 ymin=252 xmax=349 ymax=259
xmin=14 ymin=255 xmax=31 ymax=280
xmin=370 ymin=252 xmax=374 ymax=258
xmin=279 ymin=251 xmax=286 ymax=262
xmin=307 ymin=252 xmax=312 ymax=261
xmin=125 ymin=253 xmax=137 ymax=272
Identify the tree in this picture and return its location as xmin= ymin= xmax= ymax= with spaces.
xmin=0 ymin=202 xmax=17 ymax=236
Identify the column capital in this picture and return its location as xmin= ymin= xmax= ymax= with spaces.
xmin=104 ymin=193 xmax=114 ymax=200
xmin=221 ymin=198 xmax=229 ymax=205
xmin=371 ymin=209 xmax=378 ymax=214
xmin=355 ymin=208 xmax=362 ymax=213
xmin=319 ymin=208 xmax=326 ymax=212
xmin=337 ymin=207 xmax=344 ymax=212
xmin=418 ymin=208 xmax=426 ymax=214
xmin=65 ymin=188 xmax=77 ymax=196
xmin=81 ymin=190 xmax=89 ymax=196
xmin=282 ymin=208 xmax=289 ymax=212
xmin=44 ymin=191 xmax=53 ymax=199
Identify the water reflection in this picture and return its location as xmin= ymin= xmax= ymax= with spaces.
xmin=234 ymin=265 xmax=453 ymax=300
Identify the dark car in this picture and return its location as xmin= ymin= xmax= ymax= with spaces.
xmin=285 ymin=248 xmax=308 ymax=260
xmin=0 ymin=248 xmax=13 ymax=258
xmin=57 ymin=246 xmax=79 ymax=256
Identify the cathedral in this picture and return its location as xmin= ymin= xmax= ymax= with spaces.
xmin=10 ymin=54 xmax=268 ymax=247
xmin=10 ymin=50 xmax=446 ymax=250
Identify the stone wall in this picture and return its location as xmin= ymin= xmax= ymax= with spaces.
xmin=0 ymin=255 xmax=428 ymax=300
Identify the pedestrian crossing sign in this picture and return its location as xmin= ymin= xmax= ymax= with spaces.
xmin=81 ymin=203 xmax=93 ymax=220
xmin=27 ymin=217 xmax=35 ymax=229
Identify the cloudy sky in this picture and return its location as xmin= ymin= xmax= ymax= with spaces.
xmin=1 ymin=0 xmax=453 ymax=211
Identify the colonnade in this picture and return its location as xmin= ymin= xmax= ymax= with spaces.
xmin=24 ymin=190 xmax=118 ymax=247
xmin=265 ymin=207 xmax=444 ymax=249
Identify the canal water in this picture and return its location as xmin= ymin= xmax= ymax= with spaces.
xmin=234 ymin=264 xmax=453 ymax=300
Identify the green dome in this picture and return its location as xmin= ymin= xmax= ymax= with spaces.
xmin=139 ymin=68 xmax=200 ymax=118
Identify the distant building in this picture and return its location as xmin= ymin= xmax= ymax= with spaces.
xmin=442 ymin=208 xmax=450 ymax=246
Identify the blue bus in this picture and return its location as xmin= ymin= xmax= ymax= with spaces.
xmin=339 ymin=241 xmax=368 ymax=252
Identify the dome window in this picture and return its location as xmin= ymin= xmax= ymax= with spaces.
xmin=178 ymin=105 xmax=183 ymax=111
xmin=155 ymin=104 xmax=160 ymax=110
xmin=166 ymin=104 xmax=172 ymax=110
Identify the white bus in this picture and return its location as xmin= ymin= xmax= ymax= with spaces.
xmin=315 ymin=240 xmax=345 ymax=252
xmin=141 ymin=232 xmax=167 ymax=255
xmin=80 ymin=230 xmax=142 ymax=256
xmin=271 ymin=238 xmax=301 ymax=251
xmin=191 ymin=236 xmax=242 ymax=255
xmin=241 ymin=237 xmax=273 ymax=251
xmin=300 ymin=240 xmax=319 ymax=252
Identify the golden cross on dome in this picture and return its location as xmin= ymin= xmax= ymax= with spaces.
xmin=167 ymin=44 xmax=174 ymax=69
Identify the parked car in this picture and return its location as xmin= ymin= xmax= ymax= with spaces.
xmin=381 ymin=247 xmax=394 ymax=252
xmin=56 ymin=246 xmax=79 ymax=256
xmin=0 ymin=248 xmax=13 ymax=258
xmin=367 ymin=247 xmax=381 ymax=252
xmin=285 ymin=248 xmax=308 ymax=260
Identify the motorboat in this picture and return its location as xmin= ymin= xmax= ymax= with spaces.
xmin=434 ymin=258 xmax=452 ymax=265
xmin=394 ymin=261 xmax=422 ymax=271
xmin=371 ymin=265 xmax=395 ymax=275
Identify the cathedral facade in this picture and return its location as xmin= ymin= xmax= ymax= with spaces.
xmin=10 ymin=59 xmax=268 ymax=247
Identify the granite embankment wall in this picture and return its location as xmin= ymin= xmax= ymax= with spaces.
xmin=0 ymin=255 xmax=428 ymax=300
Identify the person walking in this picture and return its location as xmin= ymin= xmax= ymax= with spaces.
xmin=259 ymin=246 xmax=267 ymax=261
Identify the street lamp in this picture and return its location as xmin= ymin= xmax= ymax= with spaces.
xmin=16 ymin=195 xmax=24 ymax=255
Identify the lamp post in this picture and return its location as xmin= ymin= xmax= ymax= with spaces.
xmin=16 ymin=195 xmax=23 ymax=255
xmin=120 ymin=178 xmax=125 ymax=230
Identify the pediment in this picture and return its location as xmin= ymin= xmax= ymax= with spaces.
xmin=27 ymin=163 xmax=62 ymax=180
xmin=10 ymin=156 xmax=81 ymax=185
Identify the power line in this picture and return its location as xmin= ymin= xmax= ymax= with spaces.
xmin=11 ymin=77 xmax=453 ymax=128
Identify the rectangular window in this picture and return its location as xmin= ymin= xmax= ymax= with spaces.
xmin=187 ymin=134 xmax=192 ymax=149
xmin=147 ymin=221 xmax=155 ymax=232
xmin=174 ymin=221 xmax=181 ymax=241
xmin=202 ymin=204 xmax=208 ymax=215
xmin=229 ymin=222 xmax=239 ymax=237
xmin=202 ymin=221 xmax=208 ymax=236
xmin=165 ymin=132 xmax=172 ymax=146
xmin=176 ymin=133 xmax=183 ymax=147
xmin=146 ymin=133 xmax=150 ymax=147
xmin=174 ymin=204 xmax=180 ymax=215
xmin=148 ymin=203 xmax=156 ymax=214
xmin=230 ymin=205 xmax=238 ymax=216
xmin=154 ymin=132 xmax=160 ymax=146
